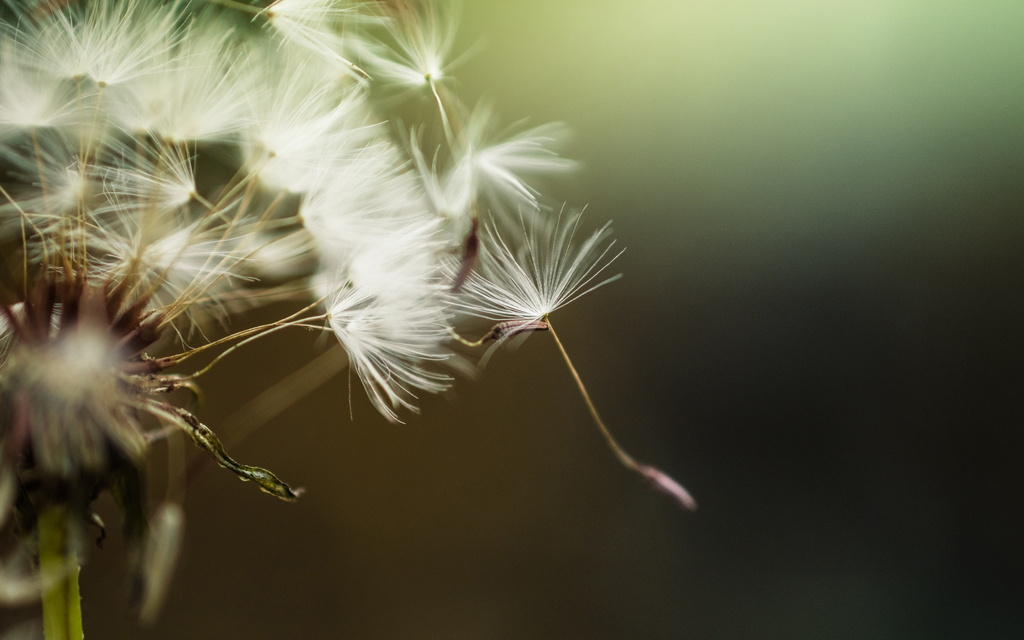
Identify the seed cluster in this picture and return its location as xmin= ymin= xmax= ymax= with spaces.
xmin=0 ymin=0 xmax=628 ymax=624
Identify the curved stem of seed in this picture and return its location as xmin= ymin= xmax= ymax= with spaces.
xmin=546 ymin=317 xmax=697 ymax=511
xmin=145 ymin=402 xmax=302 ymax=501
xmin=545 ymin=318 xmax=637 ymax=470
xmin=428 ymin=76 xmax=457 ymax=151
xmin=155 ymin=295 xmax=328 ymax=367
xmin=445 ymin=324 xmax=487 ymax=347
xmin=183 ymin=314 xmax=328 ymax=380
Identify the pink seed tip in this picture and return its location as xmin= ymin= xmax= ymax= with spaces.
xmin=635 ymin=464 xmax=697 ymax=512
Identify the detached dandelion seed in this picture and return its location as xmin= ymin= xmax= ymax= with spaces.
xmin=453 ymin=210 xmax=697 ymax=511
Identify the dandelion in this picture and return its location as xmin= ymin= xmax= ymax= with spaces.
xmin=0 ymin=0 xmax=690 ymax=636
xmin=0 ymin=270 xmax=302 ymax=626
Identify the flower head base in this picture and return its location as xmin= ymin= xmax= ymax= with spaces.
xmin=0 ymin=270 xmax=301 ymax=611
xmin=0 ymin=279 xmax=151 ymax=484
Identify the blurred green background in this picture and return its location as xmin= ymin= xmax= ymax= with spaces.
xmin=8 ymin=1 xmax=1024 ymax=638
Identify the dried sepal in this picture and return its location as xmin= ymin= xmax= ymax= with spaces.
xmin=146 ymin=403 xmax=302 ymax=502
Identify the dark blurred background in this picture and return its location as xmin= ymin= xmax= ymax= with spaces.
xmin=8 ymin=1 xmax=1024 ymax=638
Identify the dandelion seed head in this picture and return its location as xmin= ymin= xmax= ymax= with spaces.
xmin=0 ymin=0 xmax=665 ymax=624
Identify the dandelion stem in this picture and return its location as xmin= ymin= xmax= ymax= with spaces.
xmin=39 ymin=506 xmax=84 ymax=640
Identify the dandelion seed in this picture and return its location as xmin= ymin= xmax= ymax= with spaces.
xmin=452 ymin=209 xmax=623 ymax=324
xmin=0 ymin=129 xmax=99 ymax=229
xmin=90 ymin=204 xmax=257 ymax=325
xmin=359 ymin=0 xmax=459 ymax=90
xmin=322 ymin=273 xmax=452 ymax=422
xmin=35 ymin=0 xmax=181 ymax=87
xmin=102 ymin=140 xmax=197 ymax=213
xmin=462 ymin=105 xmax=576 ymax=210
xmin=452 ymin=211 xmax=695 ymax=511
xmin=240 ymin=47 xmax=376 ymax=192
xmin=110 ymin=17 xmax=247 ymax=141
xmin=0 ymin=29 xmax=77 ymax=131
xmin=299 ymin=151 xmax=434 ymax=266
xmin=262 ymin=0 xmax=371 ymax=74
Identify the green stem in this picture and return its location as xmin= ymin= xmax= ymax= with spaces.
xmin=39 ymin=506 xmax=84 ymax=640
